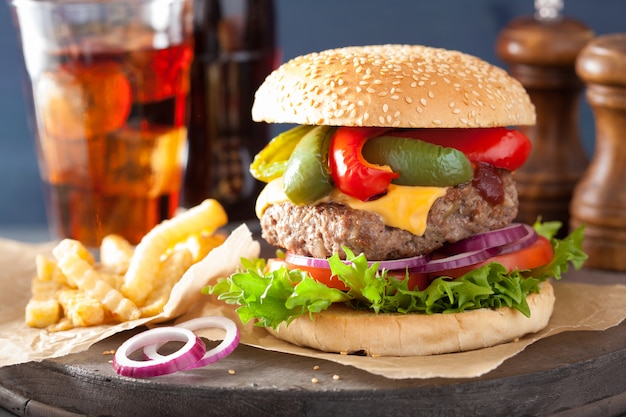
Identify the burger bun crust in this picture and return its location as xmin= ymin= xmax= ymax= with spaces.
xmin=252 ymin=44 xmax=535 ymax=128
xmin=267 ymin=281 xmax=555 ymax=356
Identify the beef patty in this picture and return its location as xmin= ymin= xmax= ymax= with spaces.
xmin=260 ymin=170 xmax=518 ymax=260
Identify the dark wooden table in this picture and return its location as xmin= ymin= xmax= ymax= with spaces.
xmin=2 ymin=227 xmax=626 ymax=417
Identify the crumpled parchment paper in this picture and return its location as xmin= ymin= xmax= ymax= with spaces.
xmin=2 ymin=224 xmax=626 ymax=379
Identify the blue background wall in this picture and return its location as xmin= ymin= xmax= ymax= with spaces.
xmin=1 ymin=0 xmax=625 ymax=230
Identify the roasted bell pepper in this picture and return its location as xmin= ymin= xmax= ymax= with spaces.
xmin=362 ymin=136 xmax=474 ymax=186
xmin=328 ymin=127 xmax=399 ymax=201
xmin=250 ymin=125 xmax=314 ymax=182
xmin=283 ymin=126 xmax=336 ymax=204
xmin=388 ymin=127 xmax=531 ymax=171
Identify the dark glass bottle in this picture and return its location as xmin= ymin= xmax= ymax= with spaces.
xmin=183 ymin=0 xmax=276 ymax=221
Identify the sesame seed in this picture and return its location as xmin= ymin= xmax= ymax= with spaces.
xmin=433 ymin=119 xmax=442 ymax=125
xmin=382 ymin=104 xmax=389 ymax=113
xmin=405 ymin=97 xmax=413 ymax=104
xmin=428 ymin=91 xmax=435 ymax=99
xmin=420 ymin=98 xmax=427 ymax=106
xmin=391 ymin=95 xmax=400 ymax=100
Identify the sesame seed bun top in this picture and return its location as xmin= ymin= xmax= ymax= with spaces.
xmin=252 ymin=44 xmax=536 ymax=128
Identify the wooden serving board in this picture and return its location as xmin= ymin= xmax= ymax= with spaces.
xmin=2 ymin=270 xmax=626 ymax=417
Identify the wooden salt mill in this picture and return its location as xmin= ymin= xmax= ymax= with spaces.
xmin=570 ymin=33 xmax=626 ymax=271
xmin=495 ymin=0 xmax=593 ymax=235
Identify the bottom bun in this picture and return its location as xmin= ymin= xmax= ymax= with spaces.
xmin=267 ymin=281 xmax=555 ymax=356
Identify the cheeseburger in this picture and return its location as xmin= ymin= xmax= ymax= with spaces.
xmin=210 ymin=45 xmax=586 ymax=356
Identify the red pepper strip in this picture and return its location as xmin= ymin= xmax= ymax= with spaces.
xmin=388 ymin=127 xmax=531 ymax=171
xmin=328 ymin=127 xmax=399 ymax=201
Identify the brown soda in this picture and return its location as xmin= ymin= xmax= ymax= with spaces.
xmin=33 ymin=44 xmax=193 ymax=246
xmin=183 ymin=0 xmax=277 ymax=221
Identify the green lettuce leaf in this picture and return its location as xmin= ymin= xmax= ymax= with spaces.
xmin=206 ymin=223 xmax=587 ymax=328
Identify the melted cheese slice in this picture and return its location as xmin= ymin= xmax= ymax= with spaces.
xmin=255 ymin=179 xmax=447 ymax=236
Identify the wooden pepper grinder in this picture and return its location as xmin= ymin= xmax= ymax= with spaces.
xmin=496 ymin=0 xmax=594 ymax=234
xmin=570 ymin=33 xmax=626 ymax=270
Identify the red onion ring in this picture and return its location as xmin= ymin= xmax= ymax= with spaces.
xmin=412 ymin=224 xmax=539 ymax=274
xmin=143 ymin=316 xmax=240 ymax=369
xmin=439 ymin=223 xmax=530 ymax=255
xmin=285 ymin=252 xmax=430 ymax=272
xmin=412 ymin=246 xmax=502 ymax=273
xmin=498 ymin=224 xmax=538 ymax=255
xmin=112 ymin=327 xmax=206 ymax=378
xmin=285 ymin=224 xmax=540 ymax=279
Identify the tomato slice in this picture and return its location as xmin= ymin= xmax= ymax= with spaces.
xmin=266 ymin=236 xmax=552 ymax=292
xmin=272 ymin=257 xmax=430 ymax=291
xmin=388 ymin=127 xmax=531 ymax=171
xmin=387 ymin=270 xmax=430 ymax=291
xmin=266 ymin=258 xmax=349 ymax=291
xmin=434 ymin=235 xmax=554 ymax=279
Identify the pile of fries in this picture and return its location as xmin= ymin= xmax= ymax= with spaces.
xmin=25 ymin=199 xmax=228 ymax=331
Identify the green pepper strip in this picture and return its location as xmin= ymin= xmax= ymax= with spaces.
xmin=362 ymin=136 xmax=474 ymax=186
xmin=249 ymin=125 xmax=314 ymax=183
xmin=282 ymin=126 xmax=336 ymax=205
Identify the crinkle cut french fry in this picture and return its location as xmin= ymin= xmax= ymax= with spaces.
xmin=100 ymin=234 xmax=134 ymax=275
xmin=140 ymin=248 xmax=194 ymax=317
xmin=25 ymin=299 xmax=61 ymax=328
xmin=122 ymin=199 xmax=227 ymax=305
xmin=27 ymin=259 xmax=65 ymax=328
xmin=47 ymin=317 xmax=74 ymax=332
xmin=31 ymin=276 xmax=63 ymax=301
xmin=179 ymin=232 xmax=227 ymax=263
xmin=96 ymin=270 xmax=124 ymax=289
xmin=36 ymin=254 xmax=73 ymax=287
xmin=53 ymin=239 xmax=141 ymax=322
xmin=57 ymin=289 xmax=106 ymax=327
